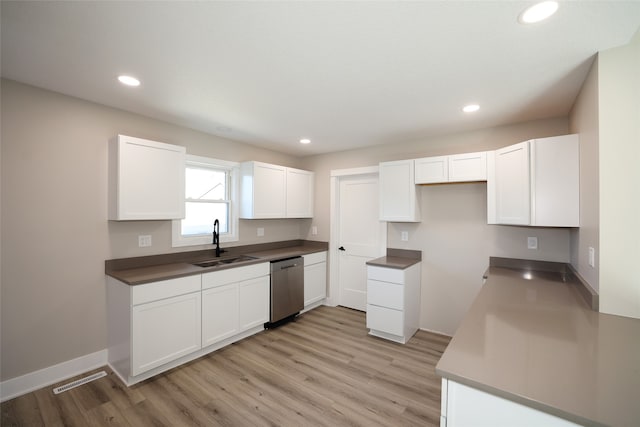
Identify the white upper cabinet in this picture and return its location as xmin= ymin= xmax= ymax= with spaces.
xmin=109 ymin=135 xmax=186 ymax=220
xmin=286 ymin=167 xmax=314 ymax=218
xmin=489 ymin=134 xmax=579 ymax=227
xmin=415 ymin=156 xmax=448 ymax=183
xmin=531 ymin=135 xmax=580 ymax=226
xmin=415 ymin=152 xmax=487 ymax=184
xmin=379 ymin=160 xmax=421 ymax=222
xmin=240 ymin=161 xmax=313 ymax=219
xmin=240 ymin=162 xmax=287 ymax=218
xmin=448 ymin=152 xmax=488 ymax=182
xmin=492 ymin=142 xmax=531 ymax=225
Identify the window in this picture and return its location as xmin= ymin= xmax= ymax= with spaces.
xmin=172 ymin=155 xmax=239 ymax=247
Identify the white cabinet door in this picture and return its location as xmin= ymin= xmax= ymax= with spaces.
xmin=494 ymin=141 xmax=530 ymax=225
xmin=286 ymin=167 xmax=314 ymax=218
xmin=132 ymin=291 xmax=201 ymax=376
xmin=414 ymin=156 xmax=448 ymax=184
xmin=240 ymin=162 xmax=287 ymax=218
xmin=379 ymin=160 xmax=421 ymax=222
xmin=448 ymin=151 xmax=487 ymax=182
xmin=109 ymin=134 xmax=185 ymax=220
xmin=531 ymin=135 xmax=579 ymax=226
xmin=238 ymin=276 xmax=270 ymax=331
xmin=202 ymin=284 xmax=239 ymax=347
xmin=304 ymin=260 xmax=327 ymax=306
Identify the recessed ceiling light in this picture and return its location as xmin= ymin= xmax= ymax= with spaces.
xmin=519 ymin=1 xmax=559 ymax=24
xmin=117 ymin=75 xmax=141 ymax=87
xmin=300 ymin=138 xmax=311 ymax=144
xmin=463 ymin=104 xmax=480 ymax=113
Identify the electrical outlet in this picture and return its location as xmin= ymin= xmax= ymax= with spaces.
xmin=527 ymin=236 xmax=538 ymax=250
xmin=588 ymin=247 xmax=595 ymax=268
xmin=311 ymin=226 xmax=318 ymax=236
xmin=138 ymin=235 xmax=152 ymax=247
xmin=257 ymin=227 xmax=265 ymax=237
xmin=401 ymin=231 xmax=409 ymax=241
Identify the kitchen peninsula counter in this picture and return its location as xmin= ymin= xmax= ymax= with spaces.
xmin=105 ymin=240 xmax=327 ymax=285
xmin=436 ymin=258 xmax=640 ymax=427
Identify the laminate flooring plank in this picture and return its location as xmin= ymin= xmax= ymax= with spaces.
xmin=120 ymin=399 xmax=173 ymax=427
xmin=83 ymin=401 xmax=133 ymax=427
xmin=33 ymin=386 xmax=88 ymax=427
xmin=1 ymin=306 xmax=451 ymax=427
xmin=0 ymin=392 xmax=44 ymax=426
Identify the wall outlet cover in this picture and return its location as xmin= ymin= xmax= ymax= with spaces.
xmin=527 ymin=236 xmax=538 ymax=250
xmin=257 ymin=227 xmax=265 ymax=237
xmin=401 ymin=231 xmax=409 ymax=241
xmin=138 ymin=235 xmax=152 ymax=247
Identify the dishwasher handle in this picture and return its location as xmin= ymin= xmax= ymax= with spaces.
xmin=278 ymin=263 xmax=300 ymax=270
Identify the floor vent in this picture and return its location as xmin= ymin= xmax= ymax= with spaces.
xmin=53 ymin=370 xmax=107 ymax=395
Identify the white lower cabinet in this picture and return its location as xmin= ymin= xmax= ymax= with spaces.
xmin=202 ymin=263 xmax=270 ymax=346
xmin=132 ymin=291 xmax=201 ymax=376
xmin=366 ymin=262 xmax=421 ymax=344
xmin=238 ymin=276 xmax=270 ymax=330
xmin=441 ymin=379 xmax=582 ymax=427
xmin=107 ymin=262 xmax=270 ymax=386
xmin=202 ymin=283 xmax=239 ymax=346
xmin=303 ymin=251 xmax=327 ymax=307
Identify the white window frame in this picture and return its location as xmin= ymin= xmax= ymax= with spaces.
xmin=172 ymin=155 xmax=239 ymax=247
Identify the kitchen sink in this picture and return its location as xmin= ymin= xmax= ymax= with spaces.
xmin=193 ymin=255 xmax=258 ymax=268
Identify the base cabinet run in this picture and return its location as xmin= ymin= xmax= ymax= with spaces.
xmin=366 ymin=262 xmax=421 ymax=344
xmin=107 ymin=263 xmax=269 ymax=386
xmin=440 ymin=379 xmax=582 ymax=427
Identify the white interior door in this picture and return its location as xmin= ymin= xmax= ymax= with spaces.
xmin=337 ymin=174 xmax=386 ymax=311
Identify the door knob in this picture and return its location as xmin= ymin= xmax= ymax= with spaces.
xmin=338 ymin=246 xmax=345 ymax=251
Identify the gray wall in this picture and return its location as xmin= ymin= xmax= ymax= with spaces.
xmin=301 ymin=117 xmax=572 ymax=335
xmin=597 ymin=30 xmax=640 ymax=318
xmin=569 ymin=58 xmax=600 ymax=291
xmin=0 ymin=79 xmax=308 ymax=381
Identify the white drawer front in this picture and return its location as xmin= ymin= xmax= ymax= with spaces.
xmin=367 ymin=265 xmax=405 ymax=284
xmin=303 ymin=251 xmax=327 ymax=266
xmin=132 ymin=275 xmax=201 ymax=306
xmin=367 ymin=280 xmax=403 ymax=310
xmin=366 ymin=304 xmax=404 ymax=336
xmin=202 ymin=262 xmax=269 ymax=290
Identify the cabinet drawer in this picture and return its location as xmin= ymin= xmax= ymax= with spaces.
xmin=367 ymin=280 xmax=403 ymax=310
xmin=303 ymin=251 xmax=327 ymax=266
xmin=367 ymin=265 xmax=405 ymax=284
xmin=366 ymin=304 xmax=404 ymax=336
xmin=202 ymin=263 xmax=269 ymax=290
xmin=132 ymin=275 xmax=201 ymax=306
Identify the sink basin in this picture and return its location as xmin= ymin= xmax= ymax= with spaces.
xmin=193 ymin=255 xmax=258 ymax=268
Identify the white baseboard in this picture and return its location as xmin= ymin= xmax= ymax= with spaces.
xmin=419 ymin=327 xmax=453 ymax=338
xmin=1 ymin=349 xmax=108 ymax=402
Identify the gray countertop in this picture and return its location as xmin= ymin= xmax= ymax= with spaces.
xmin=435 ymin=265 xmax=640 ymax=427
xmin=105 ymin=240 xmax=328 ymax=285
xmin=366 ymin=248 xmax=422 ymax=269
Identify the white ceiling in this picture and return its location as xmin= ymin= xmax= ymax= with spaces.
xmin=2 ymin=1 xmax=639 ymax=156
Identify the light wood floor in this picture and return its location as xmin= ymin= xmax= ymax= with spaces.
xmin=2 ymin=306 xmax=451 ymax=427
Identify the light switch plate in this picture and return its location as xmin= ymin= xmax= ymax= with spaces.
xmin=527 ymin=236 xmax=538 ymax=250
xmin=588 ymin=247 xmax=595 ymax=268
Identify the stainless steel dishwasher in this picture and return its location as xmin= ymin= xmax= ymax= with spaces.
xmin=267 ymin=256 xmax=304 ymax=327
